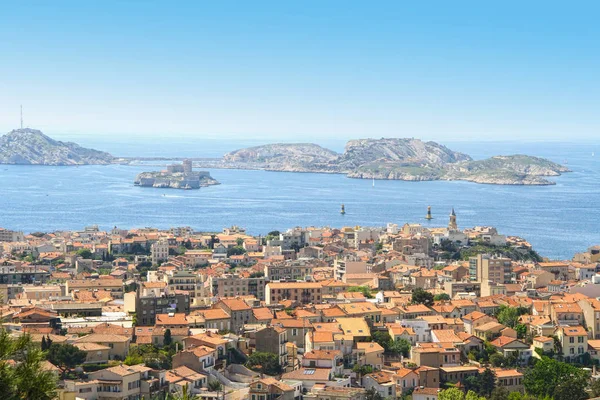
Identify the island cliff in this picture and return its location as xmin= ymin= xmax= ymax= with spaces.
xmin=0 ymin=128 xmax=114 ymax=165
xmin=204 ymin=138 xmax=570 ymax=185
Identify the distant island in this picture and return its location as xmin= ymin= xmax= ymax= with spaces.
xmin=195 ymin=138 xmax=570 ymax=185
xmin=0 ymin=129 xmax=570 ymax=186
xmin=0 ymin=128 xmax=114 ymax=165
xmin=134 ymin=159 xmax=220 ymax=189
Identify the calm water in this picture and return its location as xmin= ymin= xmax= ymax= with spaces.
xmin=0 ymin=138 xmax=598 ymax=260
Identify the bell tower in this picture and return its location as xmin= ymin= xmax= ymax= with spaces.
xmin=448 ymin=208 xmax=458 ymax=230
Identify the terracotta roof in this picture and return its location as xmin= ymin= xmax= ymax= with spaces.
xmin=155 ymin=313 xmax=188 ymax=326
xmin=281 ymin=367 xmax=331 ymax=381
xmin=75 ymin=333 xmax=130 ymax=343
xmin=560 ymin=325 xmax=587 ymax=336
xmin=356 ymin=342 xmax=384 ymax=353
xmin=218 ymin=298 xmax=251 ymax=311
xmin=303 ymin=350 xmax=342 ymax=360
xmin=490 ymin=336 xmax=518 ymax=347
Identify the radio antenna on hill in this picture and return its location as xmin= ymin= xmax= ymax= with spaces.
xmin=20 ymin=105 xmax=23 ymax=129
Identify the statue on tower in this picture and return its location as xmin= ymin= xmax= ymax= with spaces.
xmin=448 ymin=208 xmax=458 ymax=230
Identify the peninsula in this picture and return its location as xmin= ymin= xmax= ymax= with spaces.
xmin=196 ymin=138 xmax=570 ymax=185
xmin=0 ymin=128 xmax=114 ymax=165
xmin=134 ymin=159 xmax=220 ymax=189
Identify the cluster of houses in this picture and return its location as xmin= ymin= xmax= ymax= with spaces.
xmin=1 ymin=215 xmax=600 ymax=400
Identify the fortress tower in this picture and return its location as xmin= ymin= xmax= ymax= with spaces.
xmin=182 ymin=159 xmax=192 ymax=175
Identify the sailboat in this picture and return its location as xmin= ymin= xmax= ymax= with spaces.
xmin=372 ymin=177 xmax=375 ymax=187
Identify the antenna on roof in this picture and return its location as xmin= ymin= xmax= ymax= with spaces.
xmin=20 ymin=105 xmax=23 ymax=129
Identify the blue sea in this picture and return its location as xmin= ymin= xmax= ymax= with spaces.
xmin=0 ymin=135 xmax=598 ymax=260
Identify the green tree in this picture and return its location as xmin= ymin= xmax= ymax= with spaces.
xmin=348 ymin=285 xmax=373 ymax=298
xmin=365 ymin=387 xmax=384 ymax=400
xmin=388 ymin=338 xmax=411 ymax=358
xmin=524 ymin=357 xmax=589 ymax=400
xmin=489 ymin=353 xmax=505 ymax=367
xmin=124 ymin=353 xmax=144 ymax=366
xmin=249 ymin=271 xmax=264 ymax=278
xmin=465 ymin=391 xmax=486 ymax=400
xmin=496 ymin=306 xmax=522 ymax=328
xmin=47 ymin=343 xmax=87 ymax=378
xmin=76 ymin=248 xmax=93 ymax=259
xmin=245 ymin=352 xmax=282 ymax=376
xmin=590 ymin=378 xmax=600 ymax=398
xmin=0 ymin=330 xmax=57 ymax=400
xmin=411 ymin=287 xmax=434 ymax=306
xmin=515 ymin=323 xmax=527 ymax=339
xmin=439 ymin=388 xmax=466 ymax=400
xmin=434 ymin=293 xmax=451 ymax=301
xmin=464 ymin=369 xmax=495 ymax=397
xmin=226 ymin=246 xmax=246 ymax=257
xmin=371 ymin=331 xmax=392 ymax=352
xmin=163 ymin=329 xmax=172 ymax=346
xmin=207 ymin=380 xmax=223 ymax=391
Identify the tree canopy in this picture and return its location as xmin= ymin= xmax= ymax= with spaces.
xmin=411 ymin=287 xmax=434 ymax=306
xmin=245 ymin=352 xmax=282 ymax=376
xmin=348 ymin=285 xmax=373 ymax=298
xmin=523 ymin=357 xmax=589 ymax=400
xmin=0 ymin=330 xmax=57 ymax=400
xmin=46 ymin=343 xmax=87 ymax=377
xmin=439 ymin=388 xmax=486 ymax=400
xmin=76 ymin=248 xmax=93 ymax=259
xmin=371 ymin=331 xmax=411 ymax=357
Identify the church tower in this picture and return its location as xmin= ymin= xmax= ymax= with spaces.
xmin=448 ymin=208 xmax=458 ymax=230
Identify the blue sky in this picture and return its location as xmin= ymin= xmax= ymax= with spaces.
xmin=0 ymin=1 xmax=599 ymax=141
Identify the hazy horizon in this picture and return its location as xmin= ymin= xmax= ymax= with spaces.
xmin=1 ymin=2 xmax=599 ymax=141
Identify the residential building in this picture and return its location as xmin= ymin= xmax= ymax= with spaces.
xmin=266 ymin=282 xmax=323 ymax=305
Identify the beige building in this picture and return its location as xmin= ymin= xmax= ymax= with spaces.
xmin=74 ymin=334 xmax=131 ymax=361
xmin=578 ymin=298 xmax=600 ymax=339
xmin=21 ymin=285 xmax=62 ymax=300
xmin=266 ymin=282 xmax=323 ymax=305
xmin=555 ymin=325 xmax=588 ymax=360
xmin=74 ymin=343 xmax=111 ymax=364
xmin=469 ymin=254 xmax=512 ymax=283
xmin=151 ymin=239 xmax=169 ymax=265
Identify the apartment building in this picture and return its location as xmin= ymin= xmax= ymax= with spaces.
xmin=66 ymin=279 xmax=124 ymax=299
xmin=151 ymin=240 xmax=169 ymax=265
xmin=265 ymin=282 xmax=323 ymax=305
xmin=210 ymin=274 xmax=266 ymax=300
xmin=136 ymin=292 xmax=190 ymax=326
xmin=0 ymin=264 xmax=50 ymax=284
xmin=0 ymin=228 xmax=25 ymax=242
xmin=469 ymin=254 xmax=512 ymax=283
xmin=264 ymin=259 xmax=316 ymax=281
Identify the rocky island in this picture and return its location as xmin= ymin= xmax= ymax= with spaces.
xmin=197 ymin=138 xmax=570 ymax=185
xmin=0 ymin=128 xmax=114 ymax=165
xmin=134 ymin=160 xmax=220 ymax=189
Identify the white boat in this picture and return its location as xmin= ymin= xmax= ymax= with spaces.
xmin=372 ymin=177 xmax=375 ymax=187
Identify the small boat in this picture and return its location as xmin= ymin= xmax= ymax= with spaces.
xmin=372 ymin=177 xmax=375 ymax=187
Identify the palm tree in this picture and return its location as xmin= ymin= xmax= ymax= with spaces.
xmin=171 ymin=385 xmax=194 ymax=400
